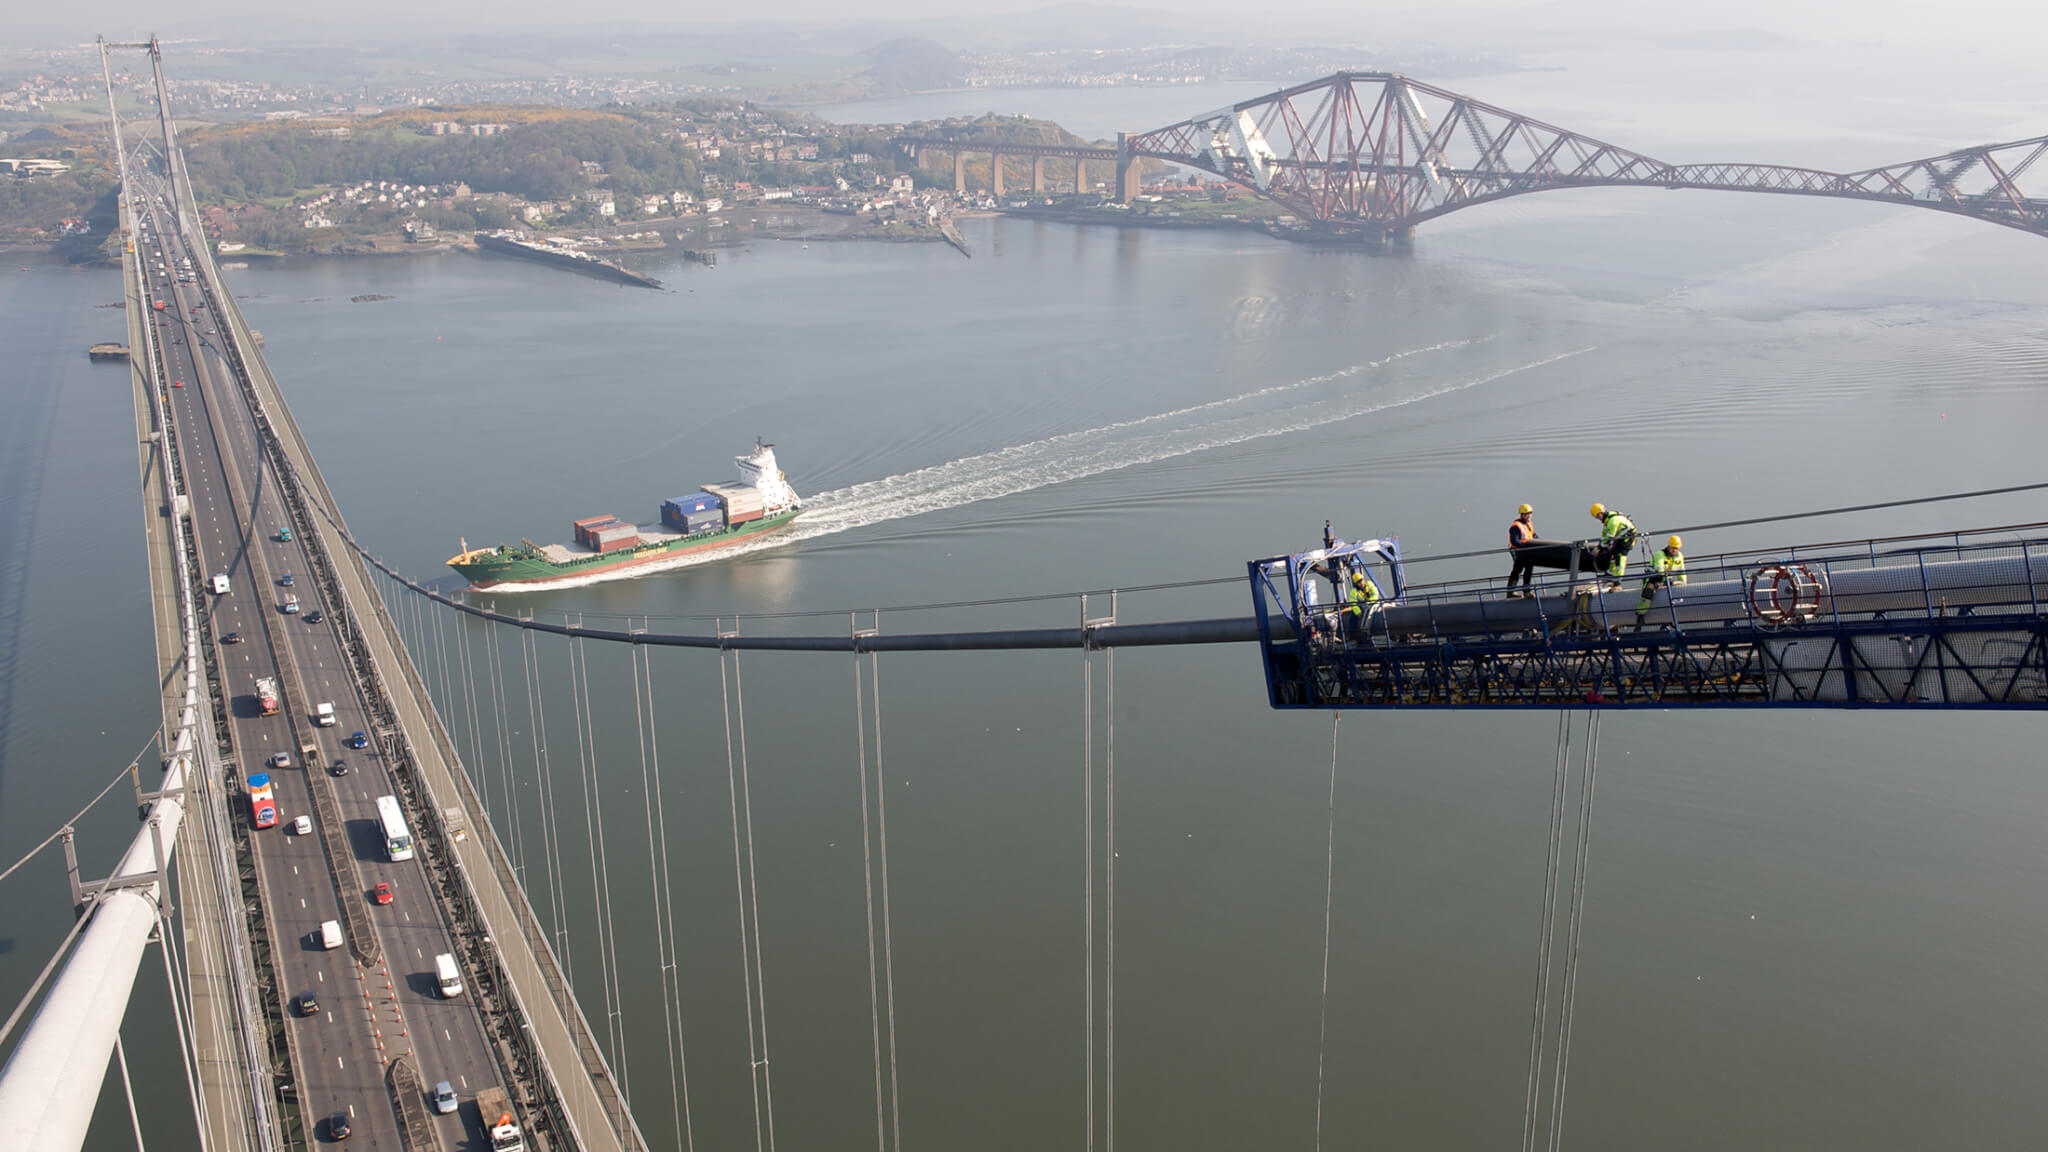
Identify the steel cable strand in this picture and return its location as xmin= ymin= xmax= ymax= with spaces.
xmin=871 ymin=648 xmax=902 ymax=1152
xmin=1083 ymin=640 xmax=1096 ymax=1152
xmin=1104 ymin=644 xmax=1115 ymax=1152
xmin=733 ymin=648 xmax=781 ymax=1152
xmin=853 ymin=650 xmax=888 ymax=1152
xmin=431 ymin=601 xmax=457 ymax=757
xmin=156 ymin=904 xmax=210 ymax=1147
xmin=525 ymin=627 xmax=571 ymax=964
xmin=721 ymin=646 xmax=768 ymax=1152
xmin=1311 ymin=712 xmax=1341 ymax=1152
xmin=575 ymin=630 xmax=631 ymax=1096
xmin=114 ymin=1033 xmax=146 ymax=1152
xmin=1544 ymin=712 xmax=1602 ymax=1152
xmin=458 ymin=610 xmax=489 ymax=812
xmin=630 ymin=627 xmax=684 ymax=1146
xmin=488 ymin=623 xmax=523 ymax=869
xmin=1521 ymin=711 xmax=1573 ymax=1152
xmin=643 ymin=641 xmax=698 ymax=1152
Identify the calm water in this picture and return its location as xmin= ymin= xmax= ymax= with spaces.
xmin=8 ymin=51 xmax=2048 ymax=1150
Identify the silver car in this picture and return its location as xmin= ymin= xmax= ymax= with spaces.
xmin=430 ymin=1081 xmax=458 ymax=1115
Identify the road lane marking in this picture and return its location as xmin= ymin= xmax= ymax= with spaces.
xmin=337 ymin=1057 xmax=344 ymax=1070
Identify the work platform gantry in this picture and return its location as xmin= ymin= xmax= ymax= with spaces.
xmin=1251 ymin=525 xmax=2048 ymax=710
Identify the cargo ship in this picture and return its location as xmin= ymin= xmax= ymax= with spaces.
xmin=448 ymin=440 xmax=801 ymax=590
xmin=472 ymin=230 xmax=663 ymax=289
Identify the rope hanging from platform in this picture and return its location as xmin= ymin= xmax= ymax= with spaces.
xmin=1079 ymin=619 xmax=1119 ymax=1152
xmin=1083 ymin=634 xmax=1096 ymax=1152
xmin=1312 ymin=712 xmax=1341 ymax=1152
xmin=722 ymin=642 xmax=779 ymax=1152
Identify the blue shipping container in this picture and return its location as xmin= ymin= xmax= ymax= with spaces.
xmin=683 ymin=509 xmax=725 ymax=530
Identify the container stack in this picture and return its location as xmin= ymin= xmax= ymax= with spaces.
xmin=589 ymin=521 xmax=640 ymax=553
xmin=661 ymin=492 xmax=721 ymax=531
xmin=682 ymin=509 xmax=726 ymax=536
xmin=573 ymin=515 xmax=618 ymax=549
xmin=705 ymin=482 xmax=766 ymax=525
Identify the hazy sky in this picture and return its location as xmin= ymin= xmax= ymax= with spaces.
xmin=41 ymin=0 xmax=2046 ymax=52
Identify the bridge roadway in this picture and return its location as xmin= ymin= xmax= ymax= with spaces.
xmin=134 ymin=171 xmax=499 ymax=1148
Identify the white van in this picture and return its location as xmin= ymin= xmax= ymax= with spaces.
xmin=211 ymin=573 xmax=231 ymax=594
xmin=282 ymin=594 xmax=300 ymax=614
xmin=318 ymin=920 xmax=343 ymax=950
xmin=434 ymin=953 xmax=463 ymax=998
xmin=315 ymin=702 xmax=337 ymax=727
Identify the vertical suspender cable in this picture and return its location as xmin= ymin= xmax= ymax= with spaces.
xmin=854 ymin=650 xmax=887 ymax=1152
xmin=722 ymin=645 xmax=767 ymax=1152
xmin=1103 ymin=644 xmax=1115 ymax=1152
xmin=1522 ymin=711 xmax=1572 ymax=1152
xmin=1311 ymin=711 xmax=1341 ymax=1152
xmin=527 ymin=627 xmax=570 ymax=963
xmin=487 ymin=623 xmax=521 ymax=866
xmin=114 ymin=1033 xmax=146 ymax=1152
xmin=568 ymin=630 xmax=616 ymax=1058
xmin=643 ymin=640 xmax=697 ymax=1152
xmin=431 ymin=602 xmax=456 ymax=756
xmin=633 ymin=628 xmax=684 ymax=1148
xmin=1544 ymin=711 xmax=1602 ymax=1152
xmin=157 ymin=909 xmax=208 ymax=1147
xmin=734 ymin=648 xmax=779 ymax=1152
xmin=458 ymin=612 xmax=488 ymax=811
xmin=576 ymin=629 xmax=631 ymax=1097
xmin=1082 ymin=633 xmax=1096 ymax=1152
xmin=870 ymin=648 xmax=902 ymax=1152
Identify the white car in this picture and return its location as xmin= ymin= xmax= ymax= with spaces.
xmin=268 ymin=752 xmax=290 ymax=770
xmin=430 ymin=1081 xmax=458 ymax=1114
xmin=293 ymin=815 xmax=312 ymax=836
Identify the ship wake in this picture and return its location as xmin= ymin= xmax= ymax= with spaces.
xmin=474 ymin=339 xmax=1592 ymax=591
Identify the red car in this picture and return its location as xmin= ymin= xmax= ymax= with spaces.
xmin=172 ymin=379 xmax=184 ymax=388
xmin=371 ymin=882 xmax=393 ymax=906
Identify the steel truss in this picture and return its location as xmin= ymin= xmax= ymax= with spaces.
xmin=1127 ymin=72 xmax=2048 ymax=238
xmin=1251 ymin=526 xmax=2048 ymax=711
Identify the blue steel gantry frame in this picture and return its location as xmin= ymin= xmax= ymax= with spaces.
xmin=1249 ymin=525 xmax=2048 ymax=710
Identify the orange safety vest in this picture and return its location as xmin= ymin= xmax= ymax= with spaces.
xmin=1509 ymin=518 xmax=1535 ymax=548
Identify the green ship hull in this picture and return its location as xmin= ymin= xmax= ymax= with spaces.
xmin=449 ymin=507 xmax=800 ymax=589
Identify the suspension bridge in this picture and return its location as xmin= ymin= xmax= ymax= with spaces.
xmin=4 ymin=41 xmax=2048 ymax=1152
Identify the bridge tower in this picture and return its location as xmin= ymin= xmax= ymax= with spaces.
xmin=1115 ymin=133 xmax=1140 ymax=203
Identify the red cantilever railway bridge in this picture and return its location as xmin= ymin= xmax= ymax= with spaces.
xmin=899 ymin=71 xmax=2048 ymax=240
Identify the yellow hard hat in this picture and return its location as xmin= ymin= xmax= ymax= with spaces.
xmin=1518 ymin=503 xmax=1533 ymax=515
xmin=1352 ymin=572 xmax=1367 ymax=585
xmin=1589 ymin=503 xmax=1606 ymax=519
xmin=1667 ymin=535 xmax=1683 ymax=550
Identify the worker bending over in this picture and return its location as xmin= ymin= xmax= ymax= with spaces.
xmin=1506 ymin=503 xmax=1538 ymax=596
xmin=1635 ymin=536 xmax=1686 ymax=629
xmin=1588 ymin=503 xmax=1638 ymax=581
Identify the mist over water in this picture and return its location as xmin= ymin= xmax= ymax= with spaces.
xmin=7 ymin=52 xmax=2048 ymax=1151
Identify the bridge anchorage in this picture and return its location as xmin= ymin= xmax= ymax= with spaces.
xmin=935 ymin=71 xmax=2045 ymax=240
xmin=1252 ymin=524 xmax=2048 ymax=710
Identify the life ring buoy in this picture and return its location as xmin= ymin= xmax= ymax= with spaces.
xmin=1747 ymin=563 xmax=1823 ymax=626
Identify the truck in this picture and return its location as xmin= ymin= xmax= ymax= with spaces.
xmin=317 ymin=920 xmax=343 ymax=950
xmin=247 ymin=772 xmax=277 ymax=829
xmin=314 ymin=702 xmax=336 ymax=727
xmin=254 ymin=677 xmax=280 ymax=716
xmin=473 ymin=1086 xmax=527 ymax=1152
xmin=434 ymin=952 xmax=464 ymax=998
xmin=211 ymin=573 xmax=231 ymax=595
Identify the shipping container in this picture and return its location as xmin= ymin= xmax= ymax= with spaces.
xmin=597 ymin=535 xmax=639 ymax=553
xmin=664 ymin=492 xmax=720 ymax=516
xmin=727 ymin=506 xmax=765 ymax=525
xmin=683 ymin=521 xmax=720 ymax=536
xmin=683 ymin=509 xmax=726 ymax=532
xmin=573 ymin=515 xmax=616 ymax=528
xmin=592 ymin=522 xmax=638 ymax=544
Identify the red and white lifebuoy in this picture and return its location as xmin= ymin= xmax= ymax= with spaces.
xmin=1747 ymin=563 xmax=1824 ymax=626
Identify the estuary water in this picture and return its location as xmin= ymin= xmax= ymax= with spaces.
xmin=7 ymin=46 xmax=2048 ymax=1150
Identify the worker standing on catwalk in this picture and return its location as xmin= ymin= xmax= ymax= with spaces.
xmin=1636 ymin=535 xmax=1687 ymax=629
xmin=1506 ymin=503 xmax=1539 ymax=596
xmin=1589 ymin=503 xmax=1638 ymax=581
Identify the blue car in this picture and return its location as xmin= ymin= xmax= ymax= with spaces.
xmin=345 ymin=731 xmax=369 ymax=750
xmin=280 ymin=573 xmax=294 ymax=587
